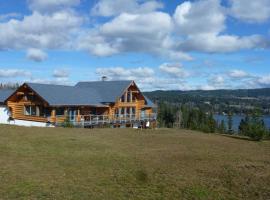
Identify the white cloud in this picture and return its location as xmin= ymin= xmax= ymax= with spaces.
xmin=208 ymin=75 xmax=225 ymax=86
xmin=95 ymin=65 xmax=193 ymax=91
xmin=96 ymin=66 xmax=154 ymax=80
xmin=256 ymin=75 xmax=270 ymax=87
xmin=180 ymin=34 xmax=267 ymax=53
xmin=28 ymin=0 xmax=80 ymax=12
xmin=173 ymin=0 xmax=225 ymax=35
xmin=26 ymin=48 xmax=48 ymax=62
xmin=0 ymin=10 xmax=82 ymax=51
xmin=173 ymin=0 xmax=269 ymax=53
xmin=0 ymin=69 xmax=31 ymax=78
xmin=0 ymin=0 xmax=268 ymax=65
xmin=0 ymin=13 xmax=21 ymax=22
xmin=78 ymin=11 xmax=192 ymax=60
xmin=91 ymin=0 xmax=163 ymax=17
xmin=228 ymin=69 xmax=249 ymax=79
xmin=28 ymin=77 xmax=71 ymax=85
xmin=229 ymin=0 xmax=270 ymax=23
xmin=53 ymin=69 xmax=70 ymax=78
xmin=159 ymin=63 xmax=190 ymax=78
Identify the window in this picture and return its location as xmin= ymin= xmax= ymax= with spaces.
xmin=24 ymin=106 xmax=31 ymax=116
xmin=24 ymin=106 xmax=37 ymax=116
xmin=132 ymin=107 xmax=136 ymax=115
xmin=56 ymin=108 xmax=65 ymax=116
xmin=121 ymin=107 xmax=124 ymax=115
xmin=127 ymin=92 xmax=131 ymax=102
xmin=121 ymin=95 xmax=125 ymax=102
xmin=24 ymin=95 xmax=35 ymax=101
xmin=126 ymin=107 xmax=130 ymax=114
xmin=132 ymin=94 xmax=136 ymax=102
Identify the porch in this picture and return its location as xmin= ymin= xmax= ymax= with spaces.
xmin=48 ymin=113 xmax=157 ymax=127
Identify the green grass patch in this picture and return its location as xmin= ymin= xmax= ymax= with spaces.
xmin=0 ymin=125 xmax=269 ymax=199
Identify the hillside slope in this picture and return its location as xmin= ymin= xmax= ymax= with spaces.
xmin=0 ymin=125 xmax=269 ymax=200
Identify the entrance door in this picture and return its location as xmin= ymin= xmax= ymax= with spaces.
xmin=140 ymin=110 xmax=146 ymax=119
xmin=69 ymin=109 xmax=77 ymax=121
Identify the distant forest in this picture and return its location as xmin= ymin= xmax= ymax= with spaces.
xmin=0 ymin=83 xmax=19 ymax=90
xmin=144 ymin=88 xmax=270 ymax=115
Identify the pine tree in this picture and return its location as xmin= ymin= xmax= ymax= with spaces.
xmin=218 ymin=120 xmax=226 ymax=134
xmin=207 ymin=112 xmax=216 ymax=133
xmin=227 ymin=112 xmax=234 ymax=134
xmin=240 ymin=112 xmax=267 ymax=141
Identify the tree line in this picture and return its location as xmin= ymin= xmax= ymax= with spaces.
xmin=0 ymin=83 xmax=19 ymax=89
xmin=157 ymin=102 xmax=270 ymax=141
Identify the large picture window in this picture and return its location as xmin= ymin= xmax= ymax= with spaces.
xmin=24 ymin=106 xmax=37 ymax=116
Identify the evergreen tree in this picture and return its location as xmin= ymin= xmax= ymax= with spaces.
xmin=218 ymin=120 xmax=226 ymax=134
xmin=207 ymin=113 xmax=216 ymax=133
xmin=240 ymin=112 xmax=267 ymax=141
xmin=227 ymin=112 xmax=234 ymax=134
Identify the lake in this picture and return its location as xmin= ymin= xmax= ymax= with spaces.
xmin=214 ymin=115 xmax=270 ymax=132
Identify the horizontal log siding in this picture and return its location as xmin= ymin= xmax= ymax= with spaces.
xmin=7 ymin=101 xmax=48 ymax=123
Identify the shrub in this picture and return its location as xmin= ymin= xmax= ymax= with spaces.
xmin=62 ymin=117 xmax=74 ymax=128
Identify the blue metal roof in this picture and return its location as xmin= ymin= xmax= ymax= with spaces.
xmin=0 ymin=89 xmax=14 ymax=104
xmin=75 ymin=80 xmax=132 ymax=102
xmin=143 ymin=95 xmax=156 ymax=108
xmin=26 ymin=83 xmax=103 ymax=106
xmin=3 ymin=81 xmax=156 ymax=107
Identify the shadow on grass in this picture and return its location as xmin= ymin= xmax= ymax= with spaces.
xmin=219 ymin=134 xmax=255 ymax=142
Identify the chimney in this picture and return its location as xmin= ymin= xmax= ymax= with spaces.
xmin=101 ymin=76 xmax=107 ymax=81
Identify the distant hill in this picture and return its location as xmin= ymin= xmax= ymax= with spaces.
xmin=144 ymin=88 xmax=270 ymax=114
xmin=144 ymin=88 xmax=270 ymax=101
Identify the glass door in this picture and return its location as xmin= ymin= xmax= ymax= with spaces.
xmin=140 ymin=109 xmax=146 ymax=119
xmin=69 ymin=109 xmax=77 ymax=122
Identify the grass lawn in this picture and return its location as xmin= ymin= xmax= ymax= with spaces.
xmin=0 ymin=125 xmax=269 ymax=200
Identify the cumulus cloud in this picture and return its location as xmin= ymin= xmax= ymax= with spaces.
xmin=96 ymin=66 xmax=154 ymax=80
xmin=173 ymin=0 xmax=225 ymax=35
xmin=0 ymin=10 xmax=83 ymax=51
xmin=53 ymin=69 xmax=70 ymax=78
xmin=26 ymin=48 xmax=48 ymax=62
xmin=0 ymin=13 xmax=21 ymax=22
xmin=256 ymin=75 xmax=270 ymax=87
xmin=0 ymin=69 xmax=31 ymax=78
xmin=78 ymin=11 xmax=192 ymax=60
xmin=228 ymin=69 xmax=250 ymax=79
xmin=28 ymin=0 xmax=80 ymax=12
xmin=173 ymin=0 xmax=269 ymax=53
xmin=95 ymin=65 xmax=194 ymax=91
xmin=159 ymin=63 xmax=190 ymax=78
xmin=91 ymin=0 xmax=163 ymax=17
xmin=179 ymin=34 xmax=267 ymax=53
xmin=208 ymin=75 xmax=225 ymax=86
xmin=229 ymin=0 xmax=270 ymax=23
xmin=0 ymin=0 xmax=268 ymax=63
xmin=28 ymin=77 xmax=71 ymax=85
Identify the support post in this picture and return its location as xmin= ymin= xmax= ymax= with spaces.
xmin=51 ymin=109 xmax=56 ymax=123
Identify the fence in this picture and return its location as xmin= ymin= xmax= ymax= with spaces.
xmin=49 ymin=113 xmax=157 ymax=127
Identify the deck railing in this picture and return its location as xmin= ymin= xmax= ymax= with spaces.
xmin=48 ymin=113 xmax=157 ymax=126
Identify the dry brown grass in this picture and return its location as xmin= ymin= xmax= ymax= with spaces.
xmin=0 ymin=125 xmax=269 ymax=200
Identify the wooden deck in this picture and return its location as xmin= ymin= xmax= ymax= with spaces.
xmin=49 ymin=113 xmax=157 ymax=127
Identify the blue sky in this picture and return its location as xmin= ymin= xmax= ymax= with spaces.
xmin=0 ymin=0 xmax=269 ymax=91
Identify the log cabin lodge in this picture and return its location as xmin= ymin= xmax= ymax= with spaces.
xmin=0 ymin=80 xmax=157 ymax=128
